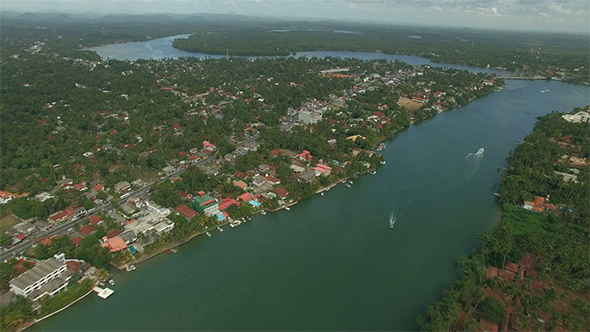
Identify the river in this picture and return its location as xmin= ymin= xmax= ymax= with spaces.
xmin=33 ymin=37 xmax=589 ymax=331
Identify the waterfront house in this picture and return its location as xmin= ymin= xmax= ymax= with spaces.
xmin=192 ymin=191 xmax=220 ymax=216
xmin=9 ymin=254 xmax=72 ymax=301
xmin=176 ymin=205 xmax=199 ymax=219
xmin=273 ymin=187 xmax=290 ymax=200
xmin=101 ymin=236 xmax=127 ymax=252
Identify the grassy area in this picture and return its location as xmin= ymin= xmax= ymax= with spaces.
xmin=502 ymin=204 xmax=548 ymax=236
xmin=0 ymin=213 xmax=20 ymax=234
xmin=38 ymin=278 xmax=95 ymax=317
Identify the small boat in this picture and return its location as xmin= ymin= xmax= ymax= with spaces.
xmin=321 ymin=192 xmax=324 ymax=196
xmin=170 ymin=248 xmax=177 ymax=253
xmin=348 ymin=180 xmax=353 ymax=185
xmin=129 ymin=264 xmax=136 ymax=271
xmin=540 ymin=88 xmax=550 ymax=93
xmin=389 ymin=212 xmax=396 ymax=229
xmin=376 ymin=143 xmax=386 ymax=151
xmin=109 ymin=279 xmax=115 ymax=286
xmin=344 ymin=182 xmax=351 ymax=188
xmin=217 ymin=227 xmax=223 ymax=232
xmin=285 ymin=207 xmax=290 ymax=211
xmin=380 ymin=160 xmax=386 ymax=165
xmin=369 ymin=170 xmax=376 ymax=175
xmin=493 ymin=193 xmax=501 ymax=197
xmin=230 ymin=223 xmax=235 ymax=228
xmin=206 ymin=232 xmax=211 ymax=237
xmin=260 ymin=210 xmax=267 ymax=215
xmin=165 ymin=249 xmax=171 ymax=254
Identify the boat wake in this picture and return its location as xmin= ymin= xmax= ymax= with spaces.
xmin=465 ymin=147 xmax=484 ymax=178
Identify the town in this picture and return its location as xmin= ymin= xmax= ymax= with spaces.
xmin=0 ymin=27 xmax=507 ymax=328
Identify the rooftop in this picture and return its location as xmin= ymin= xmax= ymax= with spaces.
xmin=10 ymin=258 xmax=64 ymax=290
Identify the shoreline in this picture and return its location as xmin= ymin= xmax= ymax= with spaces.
xmin=19 ymin=280 xmax=98 ymax=332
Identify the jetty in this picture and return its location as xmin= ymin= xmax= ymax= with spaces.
xmin=93 ymin=286 xmax=114 ymax=299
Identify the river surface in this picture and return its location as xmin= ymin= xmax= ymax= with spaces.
xmin=34 ymin=37 xmax=590 ymax=331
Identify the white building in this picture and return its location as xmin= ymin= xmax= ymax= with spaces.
xmin=9 ymin=254 xmax=73 ymax=301
xmin=562 ymin=111 xmax=590 ymax=123
xmin=0 ymin=191 xmax=15 ymax=204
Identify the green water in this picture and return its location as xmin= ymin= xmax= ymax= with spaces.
xmin=31 ymin=74 xmax=589 ymax=330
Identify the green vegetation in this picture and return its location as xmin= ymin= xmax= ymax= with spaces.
xmin=38 ymin=278 xmax=95 ymax=317
xmin=0 ymin=296 xmax=35 ymax=332
xmin=172 ymin=23 xmax=589 ymax=84
xmin=419 ymin=109 xmax=589 ymax=331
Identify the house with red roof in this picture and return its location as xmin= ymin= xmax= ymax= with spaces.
xmin=48 ymin=209 xmax=75 ymax=223
xmin=218 ymin=198 xmax=240 ymax=211
xmin=80 ymin=225 xmax=95 ymax=236
xmin=0 ymin=191 xmax=15 ymax=204
xmin=313 ymin=163 xmax=332 ymax=176
xmin=523 ymin=196 xmax=558 ymax=213
xmin=71 ymin=237 xmax=82 ymax=247
xmin=88 ymin=215 xmax=104 ymax=226
xmin=101 ymin=236 xmax=127 ymax=252
xmin=237 ymin=193 xmax=257 ymax=202
xmin=298 ymin=150 xmax=313 ymax=162
xmin=177 ymin=190 xmax=192 ymax=201
xmin=92 ymin=183 xmax=104 ymax=192
xmin=270 ymin=149 xmax=280 ymax=157
xmin=233 ymin=180 xmax=248 ymax=190
xmin=273 ymin=187 xmax=290 ymax=199
xmin=176 ymin=205 xmax=199 ymax=219
xmin=234 ymin=171 xmax=247 ymax=180
xmin=265 ymin=176 xmax=281 ymax=185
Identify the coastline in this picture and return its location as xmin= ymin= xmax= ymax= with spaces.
xmin=19 ymin=280 xmax=98 ymax=332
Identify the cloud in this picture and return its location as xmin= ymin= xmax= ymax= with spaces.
xmin=1 ymin=0 xmax=587 ymax=33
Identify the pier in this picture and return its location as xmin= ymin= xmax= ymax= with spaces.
xmin=93 ymin=286 xmax=114 ymax=299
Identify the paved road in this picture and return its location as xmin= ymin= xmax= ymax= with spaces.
xmin=1 ymin=133 xmax=261 ymax=261
xmin=0 ymin=150 xmax=229 ymax=261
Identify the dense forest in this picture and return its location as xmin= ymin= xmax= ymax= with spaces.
xmin=419 ymin=109 xmax=589 ymax=331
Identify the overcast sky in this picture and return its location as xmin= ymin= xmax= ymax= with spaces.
xmin=2 ymin=0 xmax=589 ymax=33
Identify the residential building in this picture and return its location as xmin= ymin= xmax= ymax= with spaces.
xmin=192 ymin=192 xmax=220 ymax=216
xmin=9 ymin=254 xmax=70 ymax=301
xmin=0 ymin=191 xmax=15 ymax=204
xmin=114 ymin=181 xmax=131 ymax=194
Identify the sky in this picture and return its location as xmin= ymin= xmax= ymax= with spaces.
xmin=2 ymin=0 xmax=589 ymax=33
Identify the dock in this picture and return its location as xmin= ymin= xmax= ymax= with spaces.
xmin=93 ymin=286 xmax=115 ymax=299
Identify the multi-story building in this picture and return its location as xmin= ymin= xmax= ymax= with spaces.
xmin=192 ymin=191 xmax=220 ymax=216
xmin=9 ymin=254 xmax=72 ymax=301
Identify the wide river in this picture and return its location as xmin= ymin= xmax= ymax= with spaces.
xmin=34 ymin=36 xmax=589 ymax=331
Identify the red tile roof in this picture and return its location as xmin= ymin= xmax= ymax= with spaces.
xmin=480 ymin=287 xmax=505 ymax=304
xmin=66 ymin=261 xmax=81 ymax=272
xmin=71 ymin=237 xmax=82 ymax=246
xmin=176 ymin=205 xmax=198 ymax=219
xmin=80 ymin=225 xmax=95 ymax=235
xmin=88 ymin=215 xmax=103 ymax=225
xmin=505 ymin=262 xmax=519 ymax=273
xmin=479 ymin=318 xmax=499 ymax=332
xmin=92 ymin=184 xmax=104 ymax=192
xmin=107 ymin=230 xmax=123 ymax=239
xmin=486 ymin=266 xmax=499 ymax=279
xmin=101 ymin=236 xmax=127 ymax=252
xmin=273 ymin=187 xmax=289 ymax=199
xmin=237 ymin=193 xmax=256 ymax=202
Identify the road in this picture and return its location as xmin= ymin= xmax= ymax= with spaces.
xmin=0 ymin=138 xmax=254 ymax=262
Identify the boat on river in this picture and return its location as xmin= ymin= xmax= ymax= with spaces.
xmin=109 ymin=279 xmax=115 ymax=286
xmin=540 ymin=88 xmax=550 ymax=93
xmin=217 ymin=227 xmax=223 ymax=232
xmin=344 ymin=182 xmax=351 ymax=188
xmin=260 ymin=210 xmax=267 ymax=215
xmin=370 ymin=170 xmax=376 ymax=175
xmin=389 ymin=212 xmax=396 ymax=229
xmin=206 ymin=232 xmax=211 ymax=237
xmin=285 ymin=207 xmax=290 ymax=210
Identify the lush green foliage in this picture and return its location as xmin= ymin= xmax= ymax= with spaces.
xmin=419 ymin=110 xmax=589 ymax=332
xmin=38 ymin=278 xmax=94 ymax=317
